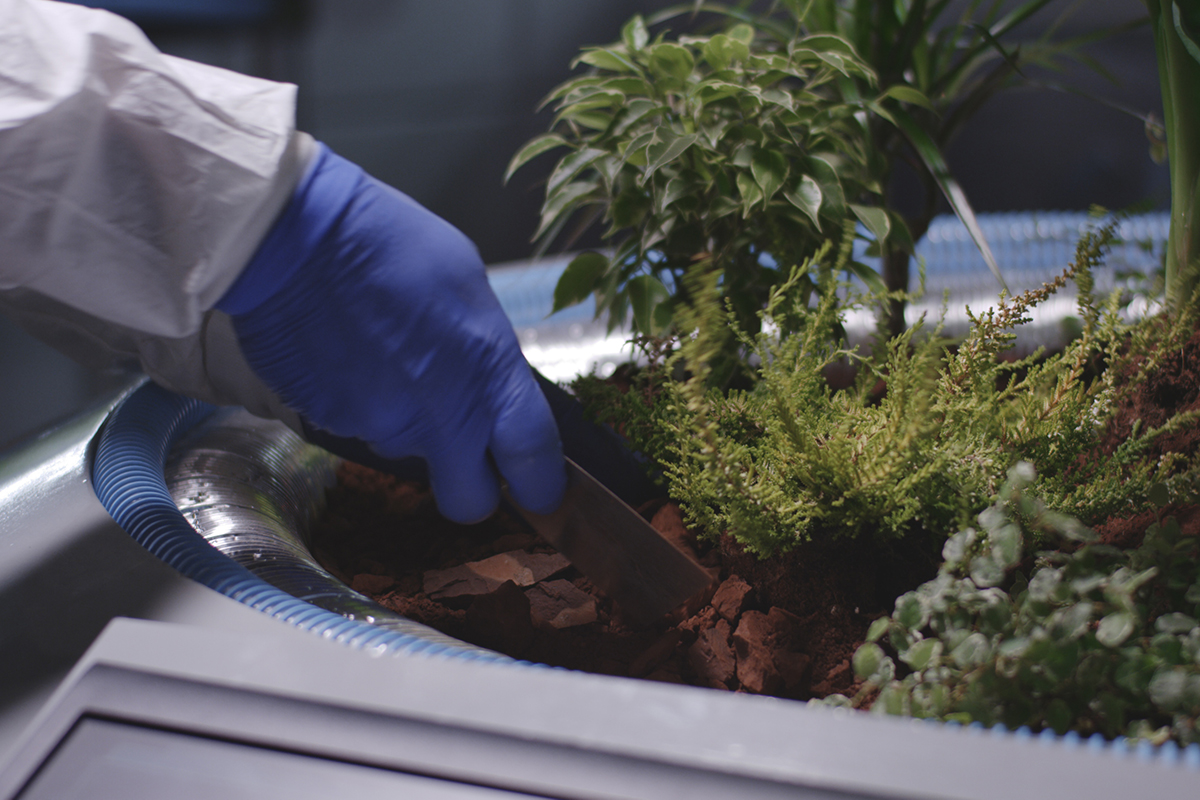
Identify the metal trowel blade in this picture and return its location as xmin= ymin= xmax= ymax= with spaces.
xmin=506 ymin=458 xmax=713 ymax=626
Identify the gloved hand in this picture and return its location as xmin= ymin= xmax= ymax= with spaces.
xmin=217 ymin=144 xmax=566 ymax=524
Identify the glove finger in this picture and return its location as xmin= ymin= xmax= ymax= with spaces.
xmin=489 ymin=376 xmax=566 ymax=515
xmin=426 ymin=445 xmax=501 ymax=525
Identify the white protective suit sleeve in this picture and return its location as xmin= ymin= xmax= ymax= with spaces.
xmin=0 ymin=0 xmax=314 ymax=425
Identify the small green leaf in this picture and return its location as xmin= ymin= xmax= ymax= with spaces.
xmin=951 ymin=632 xmax=991 ymax=668
xmin=1155 ymin=612 xmax=1197 ymax=635
xmin=1096 ymin=611 xmax=1136 ymax=647
xmin=703 ymin=33 xmax=749 ymax=70
xmin=535 ymin=180 xmax=599 ymax=239
xmin=545 ymin=147 xmax=607 ymax=197
xmin=646 ymin=131 xmax=699 ymax=178
xmin=880 ymin=84 xmax=934 ymax=110
xmin=902 ymin=638 xmax=942 ymax=671
xmin=649 ymin=43 xmax=695 ymax=83
xmin=845 ymin=260 xmax=887 ymax=296
xmin=736 ymin=171 xmax=763 ymax=216
xmin=751 ymin=148 xmax=788 ymax=201
xmin=784 ymin=174 xmax=823 ymax=229
xmin=728 ymin=23 xmax=754 ymax=45
xmin=852 ymin=642 xmax=885 ymax=680
xmin=850 ymin=204 xmax=891 ymax=246
xmin=576 ymin=48 xmax=638 ymax=74
xmin=1149 ymin=668 xmax=1188 ymax=710
xmin=866 ymin=616 xmax=891 ymax=642
xmin=1148 ymin=482 xmax=1170 ymax=508
xmin=627 ymin=274 xmax=671 ymax=335
xmin=895 ymin=591 xmax=928 ymax=630
xmin=504 ymin=134 xmax=568 ymax=183
xmin=622 ymin=15 xmax=649 ymax=51
xmin=552 ymin=253 xmax=608 ymax=313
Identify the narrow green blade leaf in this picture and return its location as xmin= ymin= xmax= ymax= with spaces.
xmin=627 ymin=274 xmax=671 ymax=334
xmin=891 ymin=108 xmax=1007 ymax=292
xmin=880 ymin=84 xmax=934 ymax=110
xmin=553 ymin=253 xmax=609 ymax=313
xmin=504 ymin=134 xmax=568 ymax=184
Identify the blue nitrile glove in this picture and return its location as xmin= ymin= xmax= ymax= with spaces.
xmin=217 ymin=143 xmax=566 ymax=524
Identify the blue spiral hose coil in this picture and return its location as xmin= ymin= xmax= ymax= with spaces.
xmin=91 ymin=381 xmax=508 ymax=662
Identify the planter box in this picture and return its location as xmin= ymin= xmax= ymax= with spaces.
xmin=0 ymin=212 xmax=1187 ymax=796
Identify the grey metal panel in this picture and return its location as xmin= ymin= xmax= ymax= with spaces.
xmin=3 ymin=617 xmax=1196 ymax=800
xmin=0 ymin=384 xmax=328 ymax=764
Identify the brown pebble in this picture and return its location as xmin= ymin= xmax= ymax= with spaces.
xmin=733 ymin=610 xmax=784 ymax=695
xmin=527 ymin=579 xmax=598 ymax=630
xmin=424 ymin=550 xmax=571 ymax=604
xmin=712 ymin=575 xmax=753 ymax=622
xmin=687 ymin=618 xmax=735 ymax=689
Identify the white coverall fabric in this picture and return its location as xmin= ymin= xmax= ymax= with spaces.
xmin=0 ymin=0 xmax=312 ymax=425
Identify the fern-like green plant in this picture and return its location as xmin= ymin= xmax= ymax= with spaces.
xmin=578 ymin=215 xmax=1200 ymax=557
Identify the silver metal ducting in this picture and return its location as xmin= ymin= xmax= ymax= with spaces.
xmin=164 ymin=407 xmax=497 ymax=657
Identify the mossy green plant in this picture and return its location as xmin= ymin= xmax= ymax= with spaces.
xmin=837 ymin=463 xmax=1200 ymax=746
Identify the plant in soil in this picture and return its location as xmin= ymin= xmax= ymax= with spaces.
xmin=507 ymin=1 xmax=1118 ymax=345
xmin=307 ymin=0 xmax=1200 ymax=745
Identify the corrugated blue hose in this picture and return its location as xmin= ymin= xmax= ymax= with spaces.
xmin=91 ymin=380 xmax=508 ymax=662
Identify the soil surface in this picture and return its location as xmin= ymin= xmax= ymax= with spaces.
xmin=311 ymin=461 xmax=938 ymax=701
xmin=309 ymin=322 xmax=1200 ymax=703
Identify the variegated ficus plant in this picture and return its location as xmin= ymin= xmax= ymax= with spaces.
xmin=507 ymin=0 xmax=1110 ymax=342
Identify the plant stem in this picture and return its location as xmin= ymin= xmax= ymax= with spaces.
xmin=1148 ymin=0 xmax=1200 ymax=311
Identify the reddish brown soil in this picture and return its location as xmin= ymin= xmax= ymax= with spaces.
xmin=311 ymin=463 xmax=939 ymax=700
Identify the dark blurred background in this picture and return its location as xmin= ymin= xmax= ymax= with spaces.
xmin=0 ymin=0 xmax=1166 ymax=449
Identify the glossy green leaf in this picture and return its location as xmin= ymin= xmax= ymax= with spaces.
xmin=535 ymin=180 xmax=599 ymax=239
xmin=902 ymin=638 xmax=942 ymax=671
xmin=504 ymin=134 xmax=568 ymax=184
xmin=785 ymin=174 xmax=823 ymax=229
xmin=622 ymin=14 xmax=649 ymax=51
xmin=751 ymin=148 xmax=788 ymax=201
xmin=950 ymin=632 xmax=991 ymax=668
xmin=546 ymin=147 xmax=607 ymax=197
xmin=703 ymin=33 xmax=750 ymax=70
xmin=628 ymin=274 xmax=671 ymax=334
xmin=736 ymin=171 xmax=763 ymax=216
xmin=553 ymin=253 xmax=608 ymax=313
xmin=728 ymin=23 xmax=755 ymax=45
xmin=853 ymin=642 xmax=885 ymax=679
xmin=866 ymin=616 xmax=891 ymax=642
xmin=1096 ymin=611 xmax=1136 ymax=647
xmin=650 ymin=43 xmax=696 ymax=83
xmin=576 ymin=48 xmax=639 ymax=74
xmin=880 ymin=84 xmax=933 ymax=109
xmin=850 ymin=204 xmax=891 ymax=245
xmin=646 ymin=131 xmax=699 ymax=178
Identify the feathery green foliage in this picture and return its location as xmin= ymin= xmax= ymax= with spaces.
xmin=574 ymin=215 xmax=1200 ymax=557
